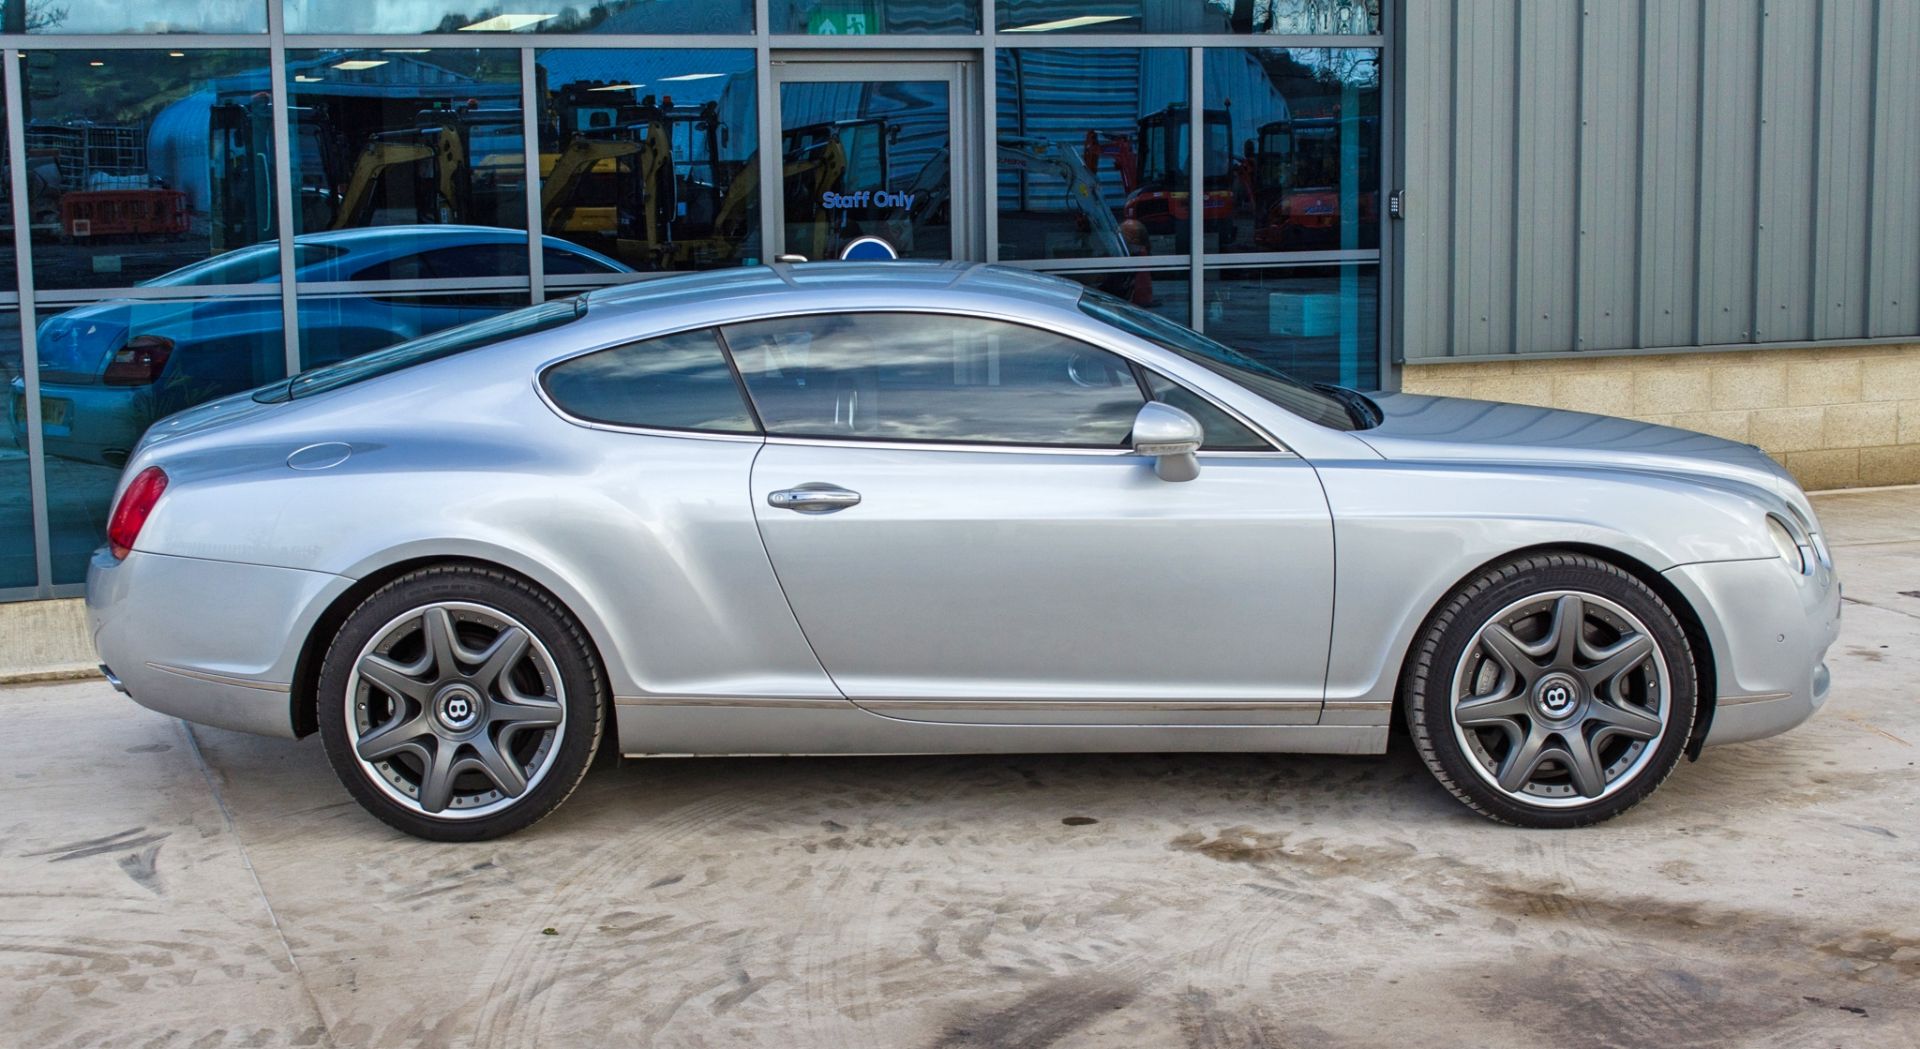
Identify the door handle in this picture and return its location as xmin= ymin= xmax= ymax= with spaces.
xmin=767 ymin=484 xmax=862 ymax=514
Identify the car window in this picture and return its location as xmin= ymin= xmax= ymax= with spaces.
xmin=1141 ymin=370 xmax=1272 ymax=451
xmin=721 ymin=313 xmax=1144 ymax=447
xmin=1079 ymin=287 xmax=1367 ymax=431
xmin=542 ymin=328 xmax=758 ymax=435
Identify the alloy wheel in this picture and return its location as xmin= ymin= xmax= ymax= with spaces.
xmin=1448 ymin=590 xmax=1670 ymax=807
xmin=345 ymin=601 xmax=567 ymax=819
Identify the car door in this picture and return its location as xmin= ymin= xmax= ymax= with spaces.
xmin=731 ymin=310 xmax=1335 ymax=726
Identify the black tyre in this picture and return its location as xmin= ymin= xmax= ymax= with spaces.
xmin=1403 ymin=551 xmax=1698 ymax=828
xmin=317 ymin=565 xmax=605 ymax=841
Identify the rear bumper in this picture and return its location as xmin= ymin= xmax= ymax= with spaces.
xmin=88 ymin=547 xmax=352 ymax=738
xmin=1662 ymin=554 xmax=1842 ymax=747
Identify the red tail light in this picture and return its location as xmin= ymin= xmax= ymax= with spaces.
xmin=107 ymin=467 xmax=168 ymax=560
xmin=103 ymin=335 xmax=174 ymax=386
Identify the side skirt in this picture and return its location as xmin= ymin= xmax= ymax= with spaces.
xmin=613 ymin=698 xmax=1389 ymax=757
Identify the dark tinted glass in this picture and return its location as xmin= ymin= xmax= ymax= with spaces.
xmin=1080 ymin=285 xmax=1358 ymax=429
xmin=6 ymin=0 xmax=267 ymax=33
xmin=543 ymin=329 xmax=756 ymax=434
xmin=416 ymin=244 xmax=529 ymax=280
xmin=283 ymin=0 xmax=749 ymax=34
xmin=772 ymin=0 xmax=977 ymax=33
xmin=996 ymin=0 xmax=1380 ymax=34
xmin=1143 ymin=371 xmax=1269 ymax=450
xmin=0 ymin=91 xmax=12 ymax=290
xmin=294 ymin=290 xmax=535 ymax=371
xmin=21 ymin=50 xmax=277 ymax=290
xmin=1057 ymin=269 xmax=1191 ymax=325
xmin=1203 ymin=264 xmax=1379 ymax=388
xmin=780 ymin=78 xmax=952 ymax=260
xmin=37 ymin=297 xmax=286 ymax=583
xmin=536 ymin=49 xmax=760 ymax=274
xmin=1206 ymin=48 xmax=1380 ymax=254
xmin=725 ymin=313 xmax=1144 ymax=446
xmin=996 ymin=48 xmax=1189 ymax=260
xmin=286 ymin=48 xmax=525 ymax=258
xmin=542 ymin=245 xmax=625 ymax=277
xmin=275 ymin=295 xmax=573 ymax=400
xmin=0 ymin=314 xmax=33 ymax=589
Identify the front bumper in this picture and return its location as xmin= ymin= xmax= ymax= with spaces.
xmin=1662 ymin=553 xmax=1842 ymax=747
xmin=88 ymin=547 xmax=353 ymax=738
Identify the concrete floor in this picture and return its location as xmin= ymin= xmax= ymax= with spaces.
xmin=4 ymin=490 xmax=1917 ymax=1049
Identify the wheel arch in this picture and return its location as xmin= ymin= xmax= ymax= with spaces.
xmin=1390 ymin=541 xmax=1718 ymax=759
xmin=288 ymin=554 xmax=611 ymax=739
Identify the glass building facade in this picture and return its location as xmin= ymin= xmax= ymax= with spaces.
xmin=0 ymin=0 xmax=1384 ymax=601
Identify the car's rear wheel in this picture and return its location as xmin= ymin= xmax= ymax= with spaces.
xmin=317 ymin=565 xmax=604 ymax=841
xmin=1403 ymin=551 xmax=1698 ymax=828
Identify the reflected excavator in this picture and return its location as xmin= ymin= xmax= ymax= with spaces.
xmin=1083 ymin=104 xmax=1238 ymax=246
xmin=538 ymin=96 xmax=862 ymax=268
xmin=1251 ymin=113 xmax=1379 ymax=250
xmin=540 ymin=97 xmax=742 ymax=268
xmin=329 ymin=106 xmax=523 ymax=230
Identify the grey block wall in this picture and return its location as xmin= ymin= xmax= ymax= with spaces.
xmin=1397 ymin=0 xmax=1920 ymax=361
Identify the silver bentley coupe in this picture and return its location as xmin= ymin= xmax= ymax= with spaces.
xmin=89 ymin=263 xmax=1840 ymax=840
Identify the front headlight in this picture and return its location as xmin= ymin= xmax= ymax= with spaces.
xmin=1767 ymin=515 xmax=1809 ymax=574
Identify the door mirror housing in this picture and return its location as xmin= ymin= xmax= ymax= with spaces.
xmin=1131 ymin=401 xmax=1203 ymax=482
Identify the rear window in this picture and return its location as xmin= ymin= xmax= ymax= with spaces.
xmin=541 ymin=328 xmax=758 ymax=434
xmin=255 ymin=296 xmax=587 ymax=403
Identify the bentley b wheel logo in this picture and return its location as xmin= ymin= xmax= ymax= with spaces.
xmin=445 ymin=696 xmax=471 ymax=721
xmin=1540 ymin=683 xmax=1573 ymax=714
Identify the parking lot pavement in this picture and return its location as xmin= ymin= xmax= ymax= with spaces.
xmin=4 ymin=491 xmax=1917 ymax=1049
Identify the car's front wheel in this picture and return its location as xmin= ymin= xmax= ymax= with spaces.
xmin=1404 ymin=551 xmax=1698 ymax=828
xmin=317 ymin=565 xmax=605 ymax=841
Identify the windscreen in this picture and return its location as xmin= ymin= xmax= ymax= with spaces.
xmin=1077 ymin=288 xmax=1365 ymax=431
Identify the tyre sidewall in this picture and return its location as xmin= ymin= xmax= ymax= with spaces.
xmin=317 ymin=567 xmax=604 ymax=842
xmin=1409 ymin=555 xmax=1698 ymax=829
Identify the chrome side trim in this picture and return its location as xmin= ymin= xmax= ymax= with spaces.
xmin=1717 ymin=690 xmax=1795 ymax=707
xmin=614 ymin=695 xmax=850 ymax=709
xmin=144 ymin=662 xmax=293 ymax=694
xmin=858 ymin=698 xmax=1322 ymax=712
xmin=101 ymin=665 xmax=127 ymax=694
xmin=1323 ymin=699 xmax=1390 ymax=711
xmin=612 ymin=696 xmax=1327 ymax=713
xmin=764 ymin=435 xmax=1299 ymax=459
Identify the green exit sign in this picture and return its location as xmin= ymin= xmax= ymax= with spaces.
xmin=807 ymin=3 xmax=875 ymax=34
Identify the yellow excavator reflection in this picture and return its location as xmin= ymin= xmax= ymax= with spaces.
xmin=329 ymin=108 xmax=522 ymax=231
xmin=539 ymin=95 xmax=854 ymax=268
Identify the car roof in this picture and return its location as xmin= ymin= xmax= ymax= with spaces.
xmin=582 ymin=261 xmax=1088 ymax=321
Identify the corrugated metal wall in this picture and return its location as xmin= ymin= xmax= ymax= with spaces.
xmin=1398 ymin=0 xmax=1920 ymax=360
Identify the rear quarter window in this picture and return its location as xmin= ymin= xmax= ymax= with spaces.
xmin=542 ymin=328 xmax=759 ymax=435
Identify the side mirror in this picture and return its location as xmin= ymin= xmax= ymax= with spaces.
xmin=1131 ymin=401 xmax=1203 ymax=482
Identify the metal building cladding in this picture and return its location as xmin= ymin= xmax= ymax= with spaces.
xmin=0 ymin=0 xmax=1915 ymax=606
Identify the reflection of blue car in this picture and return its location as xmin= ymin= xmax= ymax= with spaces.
xmin=10 ymin=226 xmax=630 ymax=466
